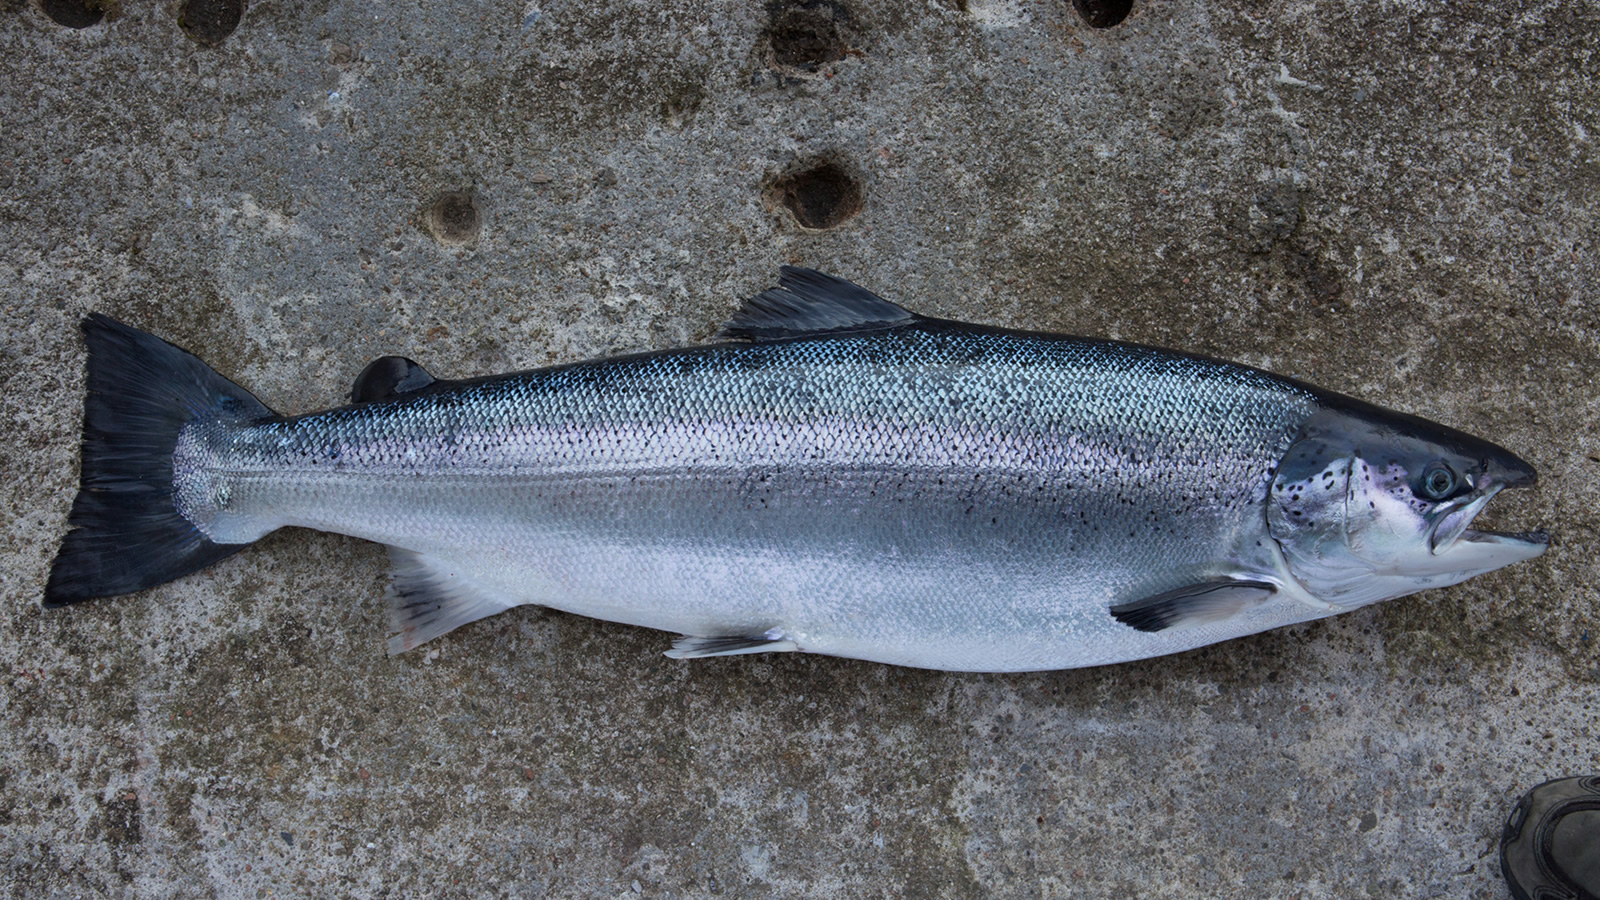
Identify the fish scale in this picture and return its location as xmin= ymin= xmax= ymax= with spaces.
xmin=45 ymin=268 xmax=1547 ymax=670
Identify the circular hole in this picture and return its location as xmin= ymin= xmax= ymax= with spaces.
xmin=1071 ymin=0 xmax=1132 ymax=28
xmin=39 ymin=0 xmax=106 ymax=28
xmin=179 ymin=0 xmax=244 ymax=46
xmin=766 ymin=1 xmax=849 ymax=70
xmin=768 ymin=160 xmax=863 ymax=230
xmin=425 ymin=191 xmax=482 ymax=247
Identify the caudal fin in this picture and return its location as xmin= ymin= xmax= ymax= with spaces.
xmin=44 ymin=315 xmax=276 ymax=606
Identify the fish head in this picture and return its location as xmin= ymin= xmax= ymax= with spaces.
xmin=1266 ymin=401 xmax=1547 ymax=610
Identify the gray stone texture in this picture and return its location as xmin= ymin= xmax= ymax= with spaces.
xmin=2 ymin=0 xmax=1596 ymax=896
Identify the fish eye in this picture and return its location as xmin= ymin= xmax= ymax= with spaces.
xmin=1419 ymin=462 xmax=1458 ymax=500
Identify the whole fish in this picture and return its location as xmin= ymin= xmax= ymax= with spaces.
xmin=45 ymin=269 xmax=1547 ymax=670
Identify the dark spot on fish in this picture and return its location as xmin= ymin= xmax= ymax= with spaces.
xmin=40 ymin=0 xmax=105 ymax=28
xmin=179 ymin=0 xmax=243 ymax=45
xmin=766 ymin=158 xmax=864 ymax=230
xmin=425 ymin=190 xmax=482 ymax=247
xmin=1071 ymin=0 xmax=1133 ymax=28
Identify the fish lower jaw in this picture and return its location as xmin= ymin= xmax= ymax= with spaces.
xmin=1457 ymin=528 xmax=1551 ymax=561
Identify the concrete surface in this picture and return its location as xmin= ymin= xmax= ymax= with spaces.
xmin=2 ymin=0 xmax=1597 ymax=896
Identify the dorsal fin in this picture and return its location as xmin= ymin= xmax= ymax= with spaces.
xmin=719 ymin=267 xmax=920 ymax=341
xmin=351 ymin=356 xmax=439 ymax=403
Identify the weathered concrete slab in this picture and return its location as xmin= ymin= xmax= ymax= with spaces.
xmin=2 ymin=0 xmax=1596 ymax=896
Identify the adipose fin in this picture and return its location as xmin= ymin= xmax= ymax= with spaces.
xmin=351 ymin=355 xmax=442 ymax=403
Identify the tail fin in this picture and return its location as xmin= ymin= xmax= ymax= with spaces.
xmin=44 ymin=315 xmax=276 ymax=606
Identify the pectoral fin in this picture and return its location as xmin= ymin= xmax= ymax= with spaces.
xmin=1109 ymin=579 xmax=1276 ymax=633
xmin=665 ymin=631 xmax=798 ymax=659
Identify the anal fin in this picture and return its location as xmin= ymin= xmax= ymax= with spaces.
xmin=385 ymin=548 xmax=523 ymax=654
xmin=665 ymin=630 xmax=798 ymax=659
xmin=352 ymin=356 xmax=443 ymax=403
xmin=1110 ymin=579 xmax=1276 ymax=633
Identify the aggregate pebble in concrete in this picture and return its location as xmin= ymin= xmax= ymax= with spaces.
xmin=2 ymin=0 xmax=1597 ymax=897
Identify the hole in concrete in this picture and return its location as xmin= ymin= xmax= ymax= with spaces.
xmin=425 ymin=191 xmax=482 ymax=247
xmin=765 ymin=1 xmax=850 ymax=70
xmin=179 ymin=0 xmax=243 ymax=46
xmin=39 ymin=0 xmax=105 ymax=28
xmin=1071 ymin=0 xmax=1132 ymax=28
xmin=767 ymin=160 xmax=863 ymax=230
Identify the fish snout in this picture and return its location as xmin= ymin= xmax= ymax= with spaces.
xmin=1483 ymin=447 xmax=1538 ymax=490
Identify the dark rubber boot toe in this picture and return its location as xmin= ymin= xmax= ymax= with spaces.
xmin=1501 ymin=775 xmax=1600 ymax=900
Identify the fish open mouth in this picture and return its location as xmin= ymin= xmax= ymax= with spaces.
xmin=1459 ymin=528 xmax=1551 ymax=547
xmin=1430 ymin=483 xmax=1549 ymax=559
